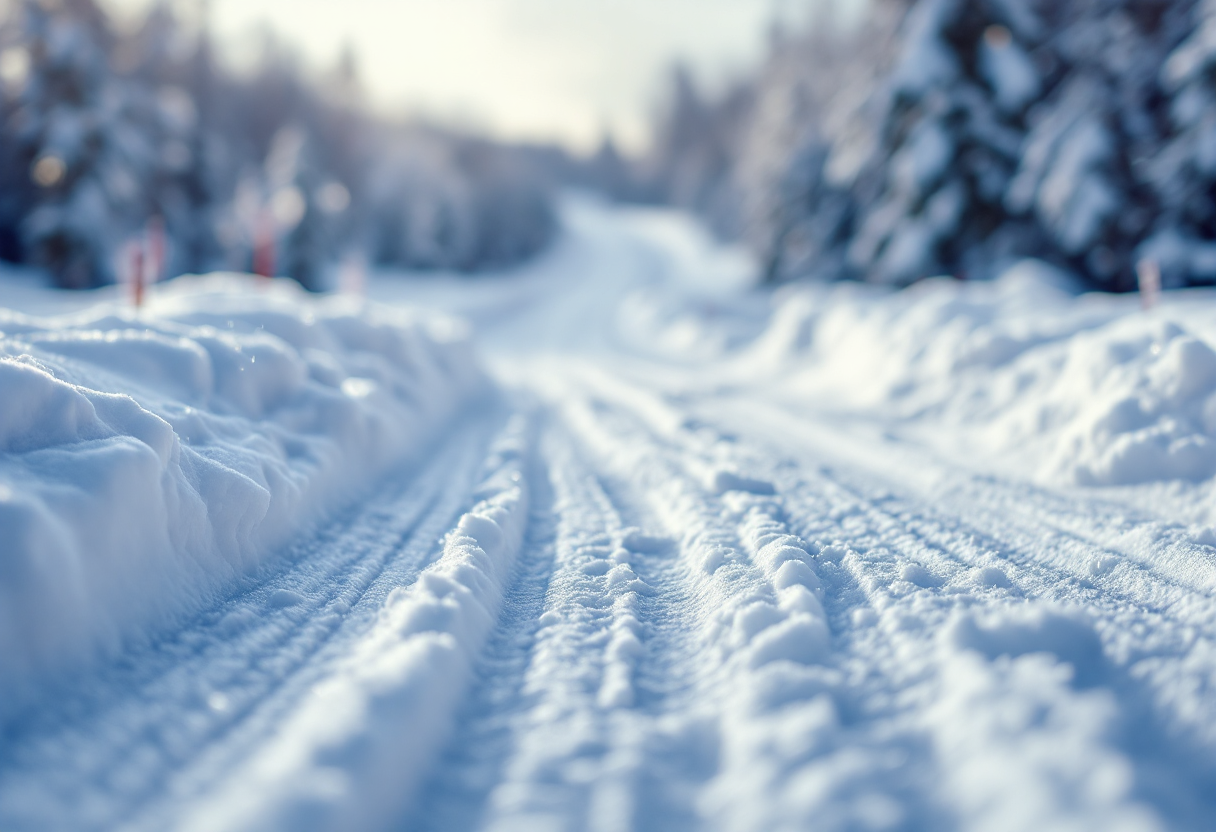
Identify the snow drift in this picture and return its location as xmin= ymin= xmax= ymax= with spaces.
xmin=0 ymin=276 xmax=485 ymax=719
xmin=741 ymin=261 xmax=1216 ymax=487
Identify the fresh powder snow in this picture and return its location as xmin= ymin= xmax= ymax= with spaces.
xmin=2 ymin=198 xmax=1216 ymax=831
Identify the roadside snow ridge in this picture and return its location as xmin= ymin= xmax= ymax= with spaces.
xmin=0 ymin=276 xmax=484 ymax=720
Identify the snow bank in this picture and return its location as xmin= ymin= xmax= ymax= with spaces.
xmin=748 ymin=261 xmax=1216 ymax=486
xmin=0 ymin=276 xmax=485 ymax=719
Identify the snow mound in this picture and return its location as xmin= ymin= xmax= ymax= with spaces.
xmin=0 ymin=276 xmax=485 ymax=719
xmin=1029 ymin=321 xmax=1216 ymax=485
xmin=751 ymin=261 xmax=1216 ymax=486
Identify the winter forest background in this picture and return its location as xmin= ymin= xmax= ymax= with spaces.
xmin=3 ymin=0 xmax=1216 ymax=293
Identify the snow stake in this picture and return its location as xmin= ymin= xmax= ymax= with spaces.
xmin=1136 ymin=259 xmax=1161 ymax=311
xmin=128 ymin=243 xmax=146 ymax=310
xmin=253 ymin=210 xmax=276 ymax=282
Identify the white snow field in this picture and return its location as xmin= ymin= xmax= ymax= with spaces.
xmin=3 ymin=197 xmax=1216 ymax=832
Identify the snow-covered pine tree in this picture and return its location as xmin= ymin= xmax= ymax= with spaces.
xmin=453 ymin=138 xmax=555 ymax=271
xmin=364 ymin=129 xmax=473 ymax=272
xmin=1005 ymin=0 xmax=1187 ymax=291
xmin=848 ymin=0 xmax=1050 ymax=285
xmin=731 ymin=6 xmax=898 ymax=283
xmin=10 ymin=0 xmax=154 ymax=288
xmin=125 ymin=1 xmax=225 ymax=277
xmin=583 ymin=133 xmax=649 ymax=203
xmin=0 ymin=19 xmax=34 ymax=264
xmin=363 ymin=126 xmax=554 ymax=275
xmin=301 ymin=45 xmax=371 ymax=275
xmin=271 ymin=128 xmax=338 ymax=291
xmin=647 ymin=65 xmax=753 ymax=239
xmin=1137 ymin=0 xmax=1216 ymax=286
xmin=0 ymin=0 xmax=557 ymax=289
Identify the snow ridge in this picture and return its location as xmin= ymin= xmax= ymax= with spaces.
xmin=0 ymin=277 xmax=485 ymax=721
xmin=735 ymin=263 xmax=1216 ymax=487
xmin=178 ymin=414 xmax=534 ymax=832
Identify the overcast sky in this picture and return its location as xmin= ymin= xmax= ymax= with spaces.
xmin=106 ymin=0 xmax=817 ymax=153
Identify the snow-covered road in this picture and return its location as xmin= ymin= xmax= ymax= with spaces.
xmin=3 ymin=199 xmax=1216 ymax=831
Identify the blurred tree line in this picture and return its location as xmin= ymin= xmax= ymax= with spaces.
xmin=646 ymin=0 xmax=1216 ymax=291
xmin=0 ymin=0 xmax=557 ymax=289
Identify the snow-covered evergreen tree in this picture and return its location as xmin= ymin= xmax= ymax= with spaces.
xmin=0 ymin=0 xmax=558 ymax=289
xmin=365 ymin=128 xmax=554 ymax=274
xmin=266 ymin=126 xmax=344 ymax=291
xmin=847 ymin=0 xmax=1051 ymax=285
xmin=366 ymin=134 xmax=472 ymax=272
xmin=1004 ymin=0 xmax=1189 ymax=290
xmin=455 ymin=138 xmax=556 ymax=270
xmin=645 ymin=0 xmax=1216 ymax=293
xmin=126 ymin=2 xmax=224 ymax=277
xmin=1138 ymin=0 xmax=1216 ymax=286
xmin=11 ymin=0 xmax=152 ymax=288
xmin=0 ymin=22 xmax=33 ymax=264
xmin=731 ymin=6 xmax=898 ymax=282
xmin=647 ymin=65 xmax=753 ymax=239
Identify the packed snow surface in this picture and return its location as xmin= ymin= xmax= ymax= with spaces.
xmin=3 ymin=198 xmax=1216 ymax=832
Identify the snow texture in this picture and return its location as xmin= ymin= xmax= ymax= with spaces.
xmin=0 ymin=275 xmax=484 ymax=719
xmin=744 ymin=259 xmax=1216 ymax=487
xmin=4 ymin=200 xmax=1216 ymax=832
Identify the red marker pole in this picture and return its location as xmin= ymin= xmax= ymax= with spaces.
xmin=129 ymin=244 xmax=146 ymax=309
xmin=253 ymin=210 xmax=276 ymax=282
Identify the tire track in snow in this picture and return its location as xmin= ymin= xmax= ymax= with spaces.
xmin=411 ymin=367 xmax=847 ymax=832
xmin=405 ymin=423 xmax=561 ymax=832
xmin=170 ymin=411 xmax=535 ymax=832
xmin=701 ymin=398 xmax=1216 ymax=831
xmin=822 ymin=476 xmax=1216 ymax=829
xmin=527 ymin=366 xmax=947 ymax=828
xmin=517 ymin=374 xmax=953 ymax=832
xmin=10 ymin=350 xmax=1215 ymax=832
xmin=413 ymin=420 xmax=717 ymax=832
xmin=542 ymin=366 xmax=1216 ymax=830
xmin=489 ymin=425 xmax=722 ymax=832
xmin=0 ymin=409 xmax=504 ymax=832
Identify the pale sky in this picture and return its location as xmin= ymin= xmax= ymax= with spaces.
xmin=106 ymin=0 xmax=816 ymax=153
